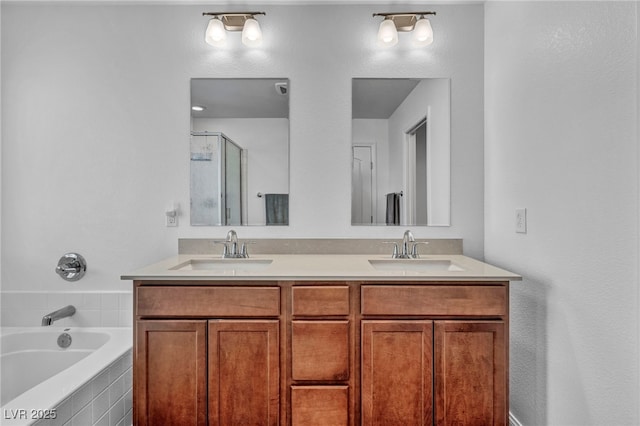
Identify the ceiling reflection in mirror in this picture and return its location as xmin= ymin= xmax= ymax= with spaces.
xmin=352 ymin=78 xmax=450 ymax=226
xmin=190 ymin=78 xmax=289 ymax=226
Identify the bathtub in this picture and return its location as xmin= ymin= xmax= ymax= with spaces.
xmin=0 ymin=327 xmax=132 ymax=426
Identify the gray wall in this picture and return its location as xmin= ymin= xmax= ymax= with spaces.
xmin=485 ymin=2 xmax=639 ymax=424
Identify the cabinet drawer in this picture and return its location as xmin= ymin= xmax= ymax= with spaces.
xmin=361 ymin=285 xmax=507 ymax=317
xmin=136 ymin=286 xmax=280 ymax=317
xmin=292 ymin=286 xmax=350 ymax=316
xmin=292 ymin=321 xmax=350 ymax=381
xmin=291 ymin=386 xmax=348 ymax=426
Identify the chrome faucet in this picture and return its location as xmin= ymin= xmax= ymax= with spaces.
xmin=216 ymin=230 xmax=250 ymax=258
xmin=401 ymin=230 xmax=415 ymax=258
xmin=41 ymin=305 xmax=76 ymax=326
xmin=389 ymin=230 xmax=428 ymax=259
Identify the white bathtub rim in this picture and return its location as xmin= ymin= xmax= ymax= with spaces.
xmin=1 ymin=326 xmax=132 ymax=426
xmin=2 ymin=328 xmax=111 ymax=354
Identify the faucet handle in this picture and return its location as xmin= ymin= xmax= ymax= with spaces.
xmin=411 ymin=241 xmax=429 ymax=258
xmin=383 ymin=241 xmax=399 ymax=258
xmin=55 ymin=253 xmax=87 ymax=281
xmin=213 ymin=240 xmax=229 ymax=258
xmin=240 ymin=241 xmax=257 ymax=258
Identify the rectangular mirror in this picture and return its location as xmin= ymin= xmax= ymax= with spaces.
xmin=191 ymin=78 xmax=290 ymax=226
xmin=351 ymin=78 xmax=450 ymax=226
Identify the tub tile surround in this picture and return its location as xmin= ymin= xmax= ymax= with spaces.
xmin=0 ymin=292 xmax=132 ymax=328
xmin=31 ymin=349 xmax=133 ymax=426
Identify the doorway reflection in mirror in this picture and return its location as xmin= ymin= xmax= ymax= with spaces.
xmin=351 ymin=78 xmax=450 ymax=226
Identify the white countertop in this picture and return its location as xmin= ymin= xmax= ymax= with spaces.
xmin=121 ymin=254 xmax=521 ymax=282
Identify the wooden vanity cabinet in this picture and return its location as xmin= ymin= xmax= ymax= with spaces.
xmin=361 ymin=284 xmax=509 ymax=426
xmin=134 ymin=283 xmax=281 ymax=426
xmin=133 ymin=280 xmax=508 ymax=426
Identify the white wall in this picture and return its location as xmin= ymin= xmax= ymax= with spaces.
xmin=485 ymin=2 xmax=639 ymax=425
xmin=0 ymin=3 xmax=3 ymax=303
xmin=1 ymin=3 xmax=485 ymax=291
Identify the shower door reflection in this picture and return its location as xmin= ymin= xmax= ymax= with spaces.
xmin=190 ymin=132 xmax=244 ymax=226
xmin=224 ymin=139 xmax=242 ymax=225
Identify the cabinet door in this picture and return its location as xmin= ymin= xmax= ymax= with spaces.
xmin=208 ymin=320 xmax=279 ymax=426
xmin=435 ymin=321 xmax=506 ymax=426
xmin=135 ymin=320 xmax=207 ymax=426
xmin=361 ymin=321 xmax=433 ymax=426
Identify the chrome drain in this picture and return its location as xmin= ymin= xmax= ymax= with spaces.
xmin=57 ymin=332 xmax=72 ymax=349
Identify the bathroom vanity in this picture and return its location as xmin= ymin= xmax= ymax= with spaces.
xmin=123 ymin=253 xmax=520 ymax=426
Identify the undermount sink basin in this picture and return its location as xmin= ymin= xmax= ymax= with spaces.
xmin=170 ymin=258 xmax=273 ymax=272
xmin=368 ymin=259 xmax=464 ymax=272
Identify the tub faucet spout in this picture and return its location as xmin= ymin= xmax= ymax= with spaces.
xmin=41 ymin=305 xmax=76 ymax=326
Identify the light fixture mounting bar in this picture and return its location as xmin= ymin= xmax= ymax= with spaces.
xmin=202 ymin=12 xmax=266 ymax=31
xmin=202 ymin=12 xmax=266 ymax=17
xmin=372 ymin=12 xmax=436 ymax=17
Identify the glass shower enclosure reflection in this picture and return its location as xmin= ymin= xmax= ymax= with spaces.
xmin=191 ymin=132 xmax=245 ymax=226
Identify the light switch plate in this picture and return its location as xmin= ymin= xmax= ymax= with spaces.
xmin=515 ymin=208 xmax=527 ymax=233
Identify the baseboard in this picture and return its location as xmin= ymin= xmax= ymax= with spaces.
xmin=509 ymin=411 xmax=524 ymax=426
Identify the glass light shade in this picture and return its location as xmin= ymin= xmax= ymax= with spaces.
xmin=242 ymin=18 xmax=263 ymax=47
xmin=412 ymin=17 xmax=434 ymax=46
xmin=205 ymin=18 xmax=226 ymax=46
xmin=377 ymin=18 xmax=398 ymax=47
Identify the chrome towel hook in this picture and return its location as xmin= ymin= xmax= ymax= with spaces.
xmin=55 ymin=253 xmax=87 ymax=281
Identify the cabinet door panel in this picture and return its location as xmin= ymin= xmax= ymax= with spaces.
xmin=292 ymin=320 xmax=350 ymax=381
xmin=209 ymin=320 xmax=279 ymax=426
xmin=291 ymin=386 xmax=349 ymax=426
xmin=135 ymin=320 xmax=207 ymax=426
xmin=361 ymin=321 xmax=433 ymax=426
xmin=435 ymin=321 xmax=506 ymax=426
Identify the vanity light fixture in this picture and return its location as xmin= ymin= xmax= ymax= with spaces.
xmin=191 ymin=105 xmax=206 ymax=112
xmin=203 ymin=12 xmax=266 ymax=47
xmin=373 ymin=12 xmax=436 ymax=47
